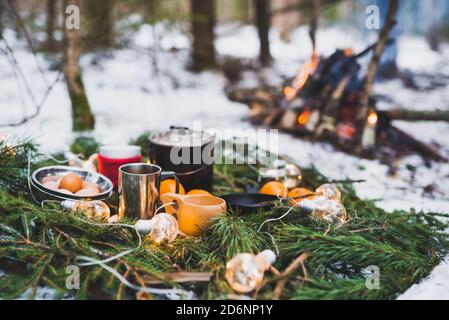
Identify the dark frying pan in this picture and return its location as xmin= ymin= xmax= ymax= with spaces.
xmin=221 ymin=193 xmax=279 ymax=214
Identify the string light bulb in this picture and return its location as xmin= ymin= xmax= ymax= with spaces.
xmin=225 ymin=250 xmax=276 ymax=293
xmin=316 ymin=183 xmax=341 ymax=202
xmin=282 ymin=163 xmax=303 ymax=189
xmin=135 ymin=213 xmax=179 ymax=244
xmin=61 ymin=200 xmax=110 ymax=220
xmin=300 ymin=198 xmax=347 ymax=224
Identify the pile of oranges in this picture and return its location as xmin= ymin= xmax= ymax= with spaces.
xmin=259 ymin=181 xmax=316 ymax=205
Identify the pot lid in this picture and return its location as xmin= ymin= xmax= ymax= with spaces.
xmin=149 ymin=126 xmax=215 ymax=147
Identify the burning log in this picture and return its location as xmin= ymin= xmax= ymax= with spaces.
xmin=226 ymin=42 xmax=448 ymax=162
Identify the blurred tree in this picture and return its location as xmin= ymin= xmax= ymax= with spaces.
xmin=0 ymin=1 xmax=3 ymax=36
xmin=190 ymin=0 xmax=216 ymax=71
xmin=255 ymin=0 xmax=272 ymax=66
xmin=85 ymin=0 xmax=113 ymax=48
xmin=63 ymin=0 xmax=95 ymax=131
xmin=423 ymin=0 xmax=443 ymax=51
xmin=45 ymin=0 xmax=58 ymax=50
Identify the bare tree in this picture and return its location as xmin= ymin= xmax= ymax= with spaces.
xmin=45 ymin=0 xmax=58 ymax=50
xmin=353 ymin=0 xmax=399 ymax=151
xmin=190 ymin=0 xmax=216 ymax=71
xmin=0 ymin=1 xmax=4 ymax=35
xmin=63 ymin=0 xmax=95 ymax=131
xmin=255 ymin=0 xmax=272 ymax=66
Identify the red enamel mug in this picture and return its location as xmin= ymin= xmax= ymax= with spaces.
xmin=97 ymin=145 xmax=142 ymax=188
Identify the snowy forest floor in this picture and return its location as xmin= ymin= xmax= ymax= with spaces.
xmin=1 ymin=22 xmax=449 ymax=299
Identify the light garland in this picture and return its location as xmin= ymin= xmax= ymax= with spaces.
xmin=61 ymin=200 xmax=111 ymax=220
xmin=135 ymin=213 xmax=179 ymax=244
xmin=299 ymin=198 xmax=347 ymax=224
xmin=225 ymin=250 xmax=276 ymax=293
xmin=315 ymin=183 xmax=342 ymax=202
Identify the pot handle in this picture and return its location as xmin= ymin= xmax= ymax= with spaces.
xmin=161 ymin=171 xmax=180 ymax=194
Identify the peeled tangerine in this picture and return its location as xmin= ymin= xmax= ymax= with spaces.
xmin=225 ymin=250 xmax=276 ymax=293
xmin=316 ymin=184 xmax=341 ymax=202
xmin=288 ymin=188 xmax=315 ymax=206
xmin=76 ymin=189 xmax=98 ymax=197
xmin=81 ymin=181 xmax=100 ymax=193
xmin=259 ymin=181 xmax=287 ymax=198
xmin=43 ymin=181 xmax=59 ymax=191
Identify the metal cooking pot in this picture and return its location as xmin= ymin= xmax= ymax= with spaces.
xmin=148 ymin=127 xmax=215 ymax=192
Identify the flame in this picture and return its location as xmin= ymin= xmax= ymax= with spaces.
xmin=297 ymin=109 xmax=311 ymax=126
xmin=343 ymin=48 xmax=353 ymax=57
xmin=285 ymin=53 xmax=320 ymax=101
xmin=283 ymin=86 xmax=295 ymax=98
xmin=367 ymin=112 xmax=378 ymax=126
xmin=336 ymin=123 xmax=356 ymax=139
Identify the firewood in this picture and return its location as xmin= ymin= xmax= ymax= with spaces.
xmin=227 ymin=87 xmax=277 ymax=107
xmin=388 ymin=126 xmax=448 ymax=162
xmin=380 ymin=109 xmax=449 ymax=122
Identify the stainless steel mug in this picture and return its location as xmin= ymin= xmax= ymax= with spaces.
xmin=118 ymin=163 xmax=178 ymax=220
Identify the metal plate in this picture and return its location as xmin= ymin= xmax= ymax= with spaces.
xmin=31 ymin=166 xmax=113 ymax=202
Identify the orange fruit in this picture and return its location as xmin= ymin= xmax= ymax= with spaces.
xmin=288 ymin=188 xmax=315 ymax=205
xmin=259 ymin=181 xmax=287 ymax=198
xmin=59 ymin=173 xmax=83 ymax=193
xmin=160 ymin=179 xmax=185 ymax=195
xmin=186 ymin=189 xmax=211 ymax=196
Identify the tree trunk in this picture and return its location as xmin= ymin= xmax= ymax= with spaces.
xmin=190 ymin=0 xmax=216 ymax=71
xmin=63 ymin=0 xmax=95 ymax=131
xmin=353 ymin=0 xmax=399 ymax=151
xmin=85 ymin=0 xmax=113 ymax=48
xmin=0 ymin=1 xmax=4 ymax=36
xmin=45 ymin=0 xmax=57 ymax=50
xmin=422 ymin=0 xmax=443 ymax=52
xmin=255 ymin=0 xmax=272 ymax=66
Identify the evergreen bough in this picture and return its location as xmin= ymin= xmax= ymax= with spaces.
xmin=0 ymin=136 xmax=448 ymax=300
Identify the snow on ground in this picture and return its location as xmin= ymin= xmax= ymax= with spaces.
xmin=1 ymin=23 xmax=449 ymax=299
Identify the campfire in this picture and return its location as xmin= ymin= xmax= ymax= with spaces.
xmin=227 ymin=41 xmax=447 ymax=163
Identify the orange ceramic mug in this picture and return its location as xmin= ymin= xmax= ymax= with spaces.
xmin=160 ymin=193 xmax=227 ymax=236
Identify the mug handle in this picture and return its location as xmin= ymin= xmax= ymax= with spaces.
xmin=161 ymin=171 xmax=180 ymax=194
xmin=160 ymin=192 xmax=184 ymax=215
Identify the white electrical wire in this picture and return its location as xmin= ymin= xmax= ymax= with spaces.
xmin=40 ymin=198 xmax=189 ymax=299
xmin=257 ymin=194 xmax=301 ymax=233
xmin=256 ymin=195 xmax=306 ymax=256
xmin=73 ymin=255 xmax=192 ymax=299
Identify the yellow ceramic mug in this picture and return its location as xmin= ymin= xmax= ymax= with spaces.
xmin=160 ymin=193 xmax=227 ymax=236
